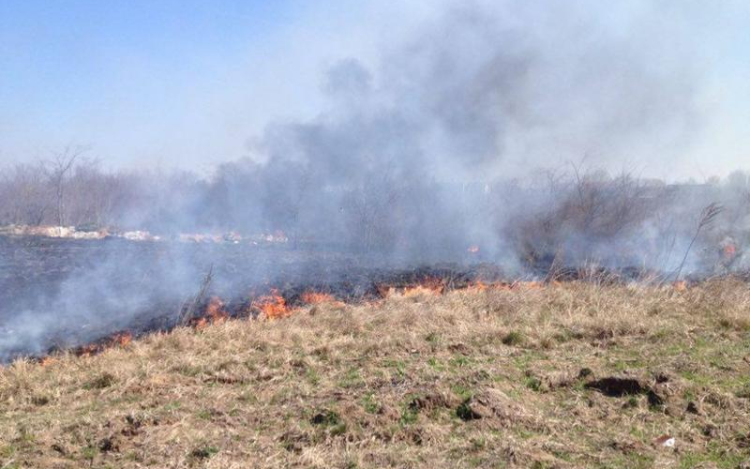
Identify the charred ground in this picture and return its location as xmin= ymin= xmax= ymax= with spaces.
xmin=0 ymin=236 xmax=511 ymax=361
xmin=0 ymin=230 xmax=744 ymax=363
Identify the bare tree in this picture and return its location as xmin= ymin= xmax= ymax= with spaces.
xmin=0 ymin=162 xmax=52 ymax=226
xmin=44 ymin=145 xmax=89 ymax=229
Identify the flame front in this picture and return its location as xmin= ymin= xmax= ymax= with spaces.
xmin=253 ymin=290 xmax=289 ymax=319
xmin=206 ymin=297 xmax=228 ymax=323
xmin=385 ymin=277 xmax=446 ymax=298
xmin=301 ymin=291 xmax=337 ymax=304
xmin=111 ymin=332 xmax=133 ymax=347
xmin=467 ymin=280 xmax=489 ymax=292
xmin=195 ymin=297 xmax=229 ymax=330
xmin=34 ymin=277 xmax=572 ymax=364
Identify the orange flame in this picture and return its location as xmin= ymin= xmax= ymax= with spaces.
xmin=467 ymin=280 xmax=489 ymax=292
xmin=194 ymin=318 xmax=209 ymax=330
xmin=401 ymin=286 xmax=441 ymax=297
xmin=206 ymin=297 xmax=228 ymax=324
xmin=253 ymin=290 xmax=290 ymax=319
xmin=193 ymin=297 xmax=228 ymax=330
xmin=301 ymin=291 xmax=337 ymax=304
xmin=78 ymin=344 xmax=98 ymax=357
xmin=73 ymin=330 xmax=134 ymax=358
xmin=110 ymin=332 xmax=133 ymax=347
xmin=388 ymin=277 xmax=445 ymax=298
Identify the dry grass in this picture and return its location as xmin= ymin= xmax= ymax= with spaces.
xmin=1 ymin=281 xmax=750 ymax=468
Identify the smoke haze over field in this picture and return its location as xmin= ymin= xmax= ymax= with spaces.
xmin=1 ymin=1 xmax=750 ymax=360
xmin=2 ymin=0 xmax=750 ymax=264
xmin=0 ymin=0 xmax=748 ymax=178
xmin=255 ymin=1 xmax=703 ymax=182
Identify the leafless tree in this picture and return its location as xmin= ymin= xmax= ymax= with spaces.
xmin=342 ymin=167 xmax=403 ymax=252
xmin=44 ymin=145 xmax=89 ymax=228
xmin=0 ymin=162 xmax=52 ymax=225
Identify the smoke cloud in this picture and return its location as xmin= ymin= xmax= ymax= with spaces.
xmin=207 ymin=0 xmax=705 ymax=255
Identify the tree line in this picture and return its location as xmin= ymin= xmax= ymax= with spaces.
xmin=2 ymin=150 xmax=749 ymax=271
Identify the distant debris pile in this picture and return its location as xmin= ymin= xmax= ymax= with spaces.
xmin=0 ymin=225 xmax=287 ymax=245
xmin=0 ymin=225 xmax=108 ymax=240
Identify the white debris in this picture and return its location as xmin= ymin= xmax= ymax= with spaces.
xmin=0 ymin=225 xmax=108 ymax=239
xmin=653 ymin=435 xmax=676 ymax=448
xmin=120 ymin=231 xmax=160 ymax=242
xmin=0 ymin=225 xmax=282 ymax=245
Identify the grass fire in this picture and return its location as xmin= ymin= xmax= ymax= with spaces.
xmin=3 ymin=282 xmax=750 ymax=468
xmin=1 ymin=2 xmax=750 ymax=468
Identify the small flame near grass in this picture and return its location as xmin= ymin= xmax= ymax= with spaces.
xmin=112 ymin=332 xmax=133 ymax=347
xmin=194 ymin=297 xmax=229 ymax=330
xmin=673 ymin=281 xmax=688 ymax=292
xmin=467 ymin=280 xmax=490 ymax=292
xmin=252 ymin=290 xmax=290 ymax=319
xmin=385 ymin=277 xmax=446 ymax=298
xmin=301 ymin=291 xmax=340 ymax=305
xmin=75 ymin=331 xmax=134 ymax=358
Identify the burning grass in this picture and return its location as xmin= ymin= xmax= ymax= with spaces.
xmin=1 ymin=281 xmax=750 ymax=468
xmin=251 ymin=290 xmax=290 ymax=319
xmin=192 ymin=298 xmax=228 ymax=331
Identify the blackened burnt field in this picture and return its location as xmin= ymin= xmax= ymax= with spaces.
xmin=0 ymin=237 xmax=510 ymax=361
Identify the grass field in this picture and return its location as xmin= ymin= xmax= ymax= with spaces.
xmin=1 ymin=281 xmax=750 ymax=468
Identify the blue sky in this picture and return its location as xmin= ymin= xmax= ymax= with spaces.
xmin=0 ymin=0 xmax=384 ymax=169
xmin=0 ymin=1 xmax=307 ymax=166
xmin=0 ymin=1 xmax=748 ymax=179
xmin=0 ymin=1 xmax=291 ymax=109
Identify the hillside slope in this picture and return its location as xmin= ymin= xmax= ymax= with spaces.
xmin=1 ymin=282 xmax=750 ymax=468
